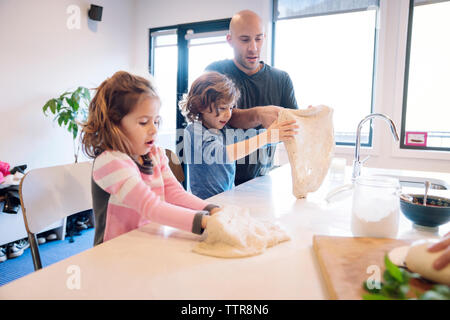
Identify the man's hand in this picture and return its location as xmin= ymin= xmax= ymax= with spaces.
xmin=256 ymin=105 xmax=284 ymax=128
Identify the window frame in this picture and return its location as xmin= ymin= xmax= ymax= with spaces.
xmin=271 ymin=0 xmax=380 ymax=148
xmin=149 ymin=19 xmax=231 ymax=188
xmin=149 ymin=18 xmax=231 ymax=131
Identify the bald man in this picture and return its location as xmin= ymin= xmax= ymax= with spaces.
xmin=206 ymin=10 xmax=298 ymax=186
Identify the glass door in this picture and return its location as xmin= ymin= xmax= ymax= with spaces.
xmin=186 ymin=30 xmax=233 ymax=88
xmin=150 ymin=19 xmax=231 ymax=188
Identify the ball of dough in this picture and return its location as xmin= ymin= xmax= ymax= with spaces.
xmin=405 ymin=240 xmax=450 ymax=285
xmin=388 ymin=245 xmax=410 ymax=267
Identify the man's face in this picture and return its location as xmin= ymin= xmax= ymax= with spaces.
xmin=227 ymin=18 xmax=265 ymax=75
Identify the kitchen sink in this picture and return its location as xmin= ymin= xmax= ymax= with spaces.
xmin=372 ymin=174 xmax=448 ymax=190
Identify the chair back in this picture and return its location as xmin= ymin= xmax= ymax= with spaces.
xmin=19 ymin=161 xmax=93 ymax=270
xmin=164 ymin=149 xmax=185 ymax=184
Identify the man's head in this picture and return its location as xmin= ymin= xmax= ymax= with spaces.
xmin=227 ymin=10 xmax=265 ymax=75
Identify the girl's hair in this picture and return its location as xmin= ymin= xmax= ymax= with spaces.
xmin=179 ymin=71 xmax=240 ymax=123
xmin=81 ymin=71 xmax=159 ymax=158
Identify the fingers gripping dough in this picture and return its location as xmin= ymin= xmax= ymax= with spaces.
xmin=278 ymin=106 xmax=335 ymax=198
xmin=405 ymin=241 xmax=450 ymax=285
xmin=192 ymin=206 xmax=290 ymax=258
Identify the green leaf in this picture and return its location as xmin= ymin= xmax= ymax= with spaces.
xmin=71 ymin=90 xmax=81 ymax=105
xmin=58 ymin=91 xmax=71 ymax=99
xmin=362 ymin=293 xmax=392 ymax=300
xmin=65 ymin=97 xmax=76 ymax=111
xmin=43 ymin=87 xmax=91 ymax=143
xmin=72 ymin=122 xmax=78 ymax=139
xmin=363 ymin=252 xmax=450 ymax=300
xmin=398 ymin=284 xmax=410 ymax=298
xmin=363 ymin=280 xmax=382 ymax=294
xmin=432 ymin=285 xmax=450 ymax=296
xmin=49 ymin=99 xmax=57 ymax=114
xmin=384 ymin=255 xmax=403 ymax=283
xmin=420 ymin=290 xmax=449 ymax=300
xmin=43 ymin=101 xmax=50 ymax=114
xmin=421 ymin=285 xmax=450 ymax=300
xmin=82 ymin=87 xmax=91 ymax=100
xmin=55 ymin=98 xmax=63 ymax=112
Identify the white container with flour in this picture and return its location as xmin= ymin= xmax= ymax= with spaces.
xmin=351 ymin=176 xmax=401 ymax=238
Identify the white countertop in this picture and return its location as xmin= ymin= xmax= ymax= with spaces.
xmin=0 ymin=164 xmax=449 ymax=299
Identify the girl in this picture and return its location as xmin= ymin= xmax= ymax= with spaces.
xmin=82 ymin=71 xmax=220 ymax=246
xmin=179 ymin=71 xmax=298 ymax=199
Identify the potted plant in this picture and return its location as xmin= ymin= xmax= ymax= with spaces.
xmin=42 ymin=86 xmax=91 ymax=163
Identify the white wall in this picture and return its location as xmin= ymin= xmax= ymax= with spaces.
xmin=0 ymin=0 xmax=136 ymax=170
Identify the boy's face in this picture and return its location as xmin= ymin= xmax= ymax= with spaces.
xmin=120 ymin=97 xmax=161 ymax=156
xmin=201 ymin=103 xmax=233 ymax=130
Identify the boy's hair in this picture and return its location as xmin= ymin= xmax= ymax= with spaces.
xmin=179 ymin=71 xmax=240 ymax=123
xmin=81 ymin=71 xmax=159 ymax=158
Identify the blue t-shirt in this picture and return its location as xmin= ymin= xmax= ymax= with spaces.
xmin=184 ymin=122 xmax=237 ymax=200
xmin=206 ymin=60 xmax=298 ymax=186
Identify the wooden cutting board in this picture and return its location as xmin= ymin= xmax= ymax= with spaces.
xmin=313 ymin=235 xmax=425 ymax=300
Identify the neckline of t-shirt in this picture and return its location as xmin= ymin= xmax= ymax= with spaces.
xmin=193 ymin=121 xmax=229 ymax=135
xmin=231 ymin=60 xmax=267 ymax=78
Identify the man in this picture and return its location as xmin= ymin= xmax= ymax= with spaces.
xmin=206 ymin=9 xmax=298 ymax=186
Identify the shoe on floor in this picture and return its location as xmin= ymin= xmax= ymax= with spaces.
xmin=46 ymin=233 xmax=57 ymax=241
xmin=77 ymin=221 xmax=88 ymax=230
xmin=7 ymin=239 xmax=30 ymax=259
xmin=38 ymin=236 xmax=46 ymax=245
xmin=16 ymin=239 xmax=30 ymax=250
xmin=0 ymin=246 xmax=7 ymax=262
xmin=7 ymin=243 xmax=23 ymax=259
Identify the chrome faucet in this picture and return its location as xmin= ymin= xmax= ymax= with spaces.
xmin=352 ymin=113 xmax=399 ymax=181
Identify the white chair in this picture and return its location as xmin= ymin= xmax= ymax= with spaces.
xmin=19 ymin=161 xmax=93 ymax=270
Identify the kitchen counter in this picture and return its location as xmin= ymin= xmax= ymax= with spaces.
xmin=0 ymin=164 xmax=448 ymax=299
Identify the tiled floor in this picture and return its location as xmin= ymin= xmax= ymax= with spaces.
xmin=0 ymin=228 xmax=94 ymax=287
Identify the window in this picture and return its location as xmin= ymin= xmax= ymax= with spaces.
xmin=187 ymin=30 xmax=233 ymax=88
xmin=150 ymin=29 xmax=178 ymax=139
xmin=149 ymin=19 xmax=231 ymax=135
xmin=149 ymin=19 xmax=231 ymax=188
xmin=273 ymin=0 xmax=379 ymax=146
xmin=400 ymin=0 xmax=450 ymax=151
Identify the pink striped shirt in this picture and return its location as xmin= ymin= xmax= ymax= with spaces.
xmin=91 ymin=147 xmax=215 ymax=245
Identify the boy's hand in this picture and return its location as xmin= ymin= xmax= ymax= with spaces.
xmin=266 ymin=120 xmax=299 ymax=144
xmin=256 ymin=106 xmax=284 ymax=128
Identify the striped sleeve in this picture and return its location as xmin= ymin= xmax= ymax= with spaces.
xmin=92 ymin=150 xmax=200 ymax=233
xmin=156 ymin=148 xmax=214 ymax=211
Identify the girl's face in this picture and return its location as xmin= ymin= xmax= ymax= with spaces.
xmin=120 ymin=96 xmax=161 ymax=157
xmin=201 ymin=103 xmax=233 ymax=130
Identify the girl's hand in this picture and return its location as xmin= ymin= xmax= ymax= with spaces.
xmin=201 ymin=215 xmax=210 ymax=229
xmin=209 ymin=207 xmax=222 ymax=215
xmin=266 ymin=120 xmax=299 ymax=144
